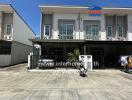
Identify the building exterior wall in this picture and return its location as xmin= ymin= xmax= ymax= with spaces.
xmin=41 ymin=12 xmax=132 ymax=41
xmin=42 ymin=13 xmax=107 ymax=40
xmin=13 ymin=12 xmax=35 ymax=46
xmin=0 ymin=12 xmax=4 ymax=40
xmin=0 ymin=12 xmax=2 ymax=39
xmin=11 ymin=41 xmax=32 ymax=65
xmin=0 ymin=55 xmax=11 ymax=66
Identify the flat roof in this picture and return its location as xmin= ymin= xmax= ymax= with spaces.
xmin=0 ymin=4 xmax=13 ymax=13
xmin=39 ymin=5 xmax=132 ymax=14
xmin=39 ymin=0 xmax=132 ymax=8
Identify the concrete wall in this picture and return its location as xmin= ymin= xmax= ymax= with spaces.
xmin=127 ymin=14 xmax=132 ymax=41
xmin=0 ymin=55 xmax=11 ymax=67
xmin=13 ymin=12 xmax=35 ymax=46
xmin=11 ymin=41 xmax=32 ymax=65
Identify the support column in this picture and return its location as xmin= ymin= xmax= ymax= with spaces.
xmin=0 ymin=12 xmax=2 ymax=39
xmin=84 ymin=44 xmax=86 ymax=55
xmin=101 ymin=15 xmax=106 ymax=40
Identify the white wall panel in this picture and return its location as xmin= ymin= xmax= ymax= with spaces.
xmin=13 ymin=12 xmax=35 ymax=46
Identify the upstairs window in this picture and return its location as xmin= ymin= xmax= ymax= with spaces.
xmin=117 ymin=25 xmax=124 ymax=37
xmin=44 ymin=25 xmax=51 ymax=36
xmin=6 ymin=24 xmax=12 ymax=35
xmin=106 ymin=25 xmax=113 ymax=37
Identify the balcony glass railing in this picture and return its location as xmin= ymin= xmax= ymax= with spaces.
xmin=85 ymin=34 xmax=100 ymax=40
xmin=107 ymin=36 xmax=127 ymax=41
xmin=59 ymin=34 xmax=74 ymax=39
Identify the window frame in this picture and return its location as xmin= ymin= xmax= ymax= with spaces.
xmin=106 ymin=25 xmax=113 ymax=37
xmin=5 ymin=24 xmax=12 ymax=35
xmin=85 ymin=24 xmax=100 ymax=37
xmin=117 ymin=25 xmax=124 ymax=37
xmin=59 ymin=24 xmax=74 ymax=39
xmin=44 ymin=25 xmax=51 ymax=37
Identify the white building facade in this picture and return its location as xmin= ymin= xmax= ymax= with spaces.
xmin=31 ymin=5 xmax=132 ymax=69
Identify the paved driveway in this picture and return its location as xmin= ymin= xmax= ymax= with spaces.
xmin=0 ymin=64 xmax=132 ymax=100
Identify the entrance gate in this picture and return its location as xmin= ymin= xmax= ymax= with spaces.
xmin=91 ymin=48 xmax=104 ymax=69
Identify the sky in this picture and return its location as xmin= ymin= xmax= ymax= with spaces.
xmin=0 ymin=0 xmax=132 ymax=36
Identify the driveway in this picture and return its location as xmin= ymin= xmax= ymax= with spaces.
xmin=0 ymin=64 xmax=132 ymax=100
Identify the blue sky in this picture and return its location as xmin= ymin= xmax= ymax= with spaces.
xmin=0 ymin=0 xmax=132 ymax=36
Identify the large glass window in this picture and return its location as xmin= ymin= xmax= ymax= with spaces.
xmin=6 ymin=24 xmax=12 ymax=35
xmin=59 ymin=24 xmax=74 ymax=39
xmin=106 ymin=25 xmax=113 ymax=37
xmin=117 ymin=25 xmax=123 ymax=37
xmin=85 ymin=24 xmax=99 ymax=39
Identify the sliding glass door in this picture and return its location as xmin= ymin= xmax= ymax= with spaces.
xmin=85 ymin=24 xmax=100 ymax=40
xmin=59 ymin=24 xmax=74 ymax=39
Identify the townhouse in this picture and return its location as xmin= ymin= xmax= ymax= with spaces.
xmin=30 ymin=3 xmax=132 ymax=69
xmin=0 ymin=4 xmax=35 ymax=66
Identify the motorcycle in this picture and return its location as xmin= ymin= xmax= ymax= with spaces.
xmin=79 ymin=65 xmax=87 ymax=77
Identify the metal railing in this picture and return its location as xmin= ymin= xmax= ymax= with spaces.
xmin=107 ymin=36 xmax=127 ymax=41
xmin=58 ymin=34 xmax=75 ymax=39
xmin=85 ymin=34 xmax=101 ymax=40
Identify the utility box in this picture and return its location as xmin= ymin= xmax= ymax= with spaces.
xmin=79 ymin=55 xmax=93 ymax=71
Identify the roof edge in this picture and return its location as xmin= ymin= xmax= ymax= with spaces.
xmin=39 ymin=5 xmax=132 ymax=9
xmin=10 ymin=4 xmax=36 ymax=36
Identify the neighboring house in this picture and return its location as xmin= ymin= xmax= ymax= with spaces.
xmin=0 ymin=4 xmax=35 ymax=66
xmin=30 ymin=4 xmax=132 ymax=69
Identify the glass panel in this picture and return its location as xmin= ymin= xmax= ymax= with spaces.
xmin=45 ymin=25 xmax=50 ymax=36
xmin=107 ymin=26 xmax=113 ymax=37
xmin=117 ymin=26 xmax=123 ymax=37
xmin=92 ymin=25 xmax=99 ymax=39
xmin=59 ymin=24 xmax=66 ymax=39
xmin=59 ymin=24 xmax=73 ymax=39
xmin=67 ymin=24 xmax=73 ymax=39
xmin=85 ymin=25 xmax=92 ymax=39
xmin=6 ymin=24 xmax=12 ymax=35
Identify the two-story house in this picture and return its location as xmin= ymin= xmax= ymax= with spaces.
xmin=0 ymin=4 xmax=35 ymax=66
xmin=30 ymin=4 xmax=132 ymax=69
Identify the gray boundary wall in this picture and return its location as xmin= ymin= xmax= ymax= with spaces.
xmin=11 ymin=41 xmax=32 ymax=65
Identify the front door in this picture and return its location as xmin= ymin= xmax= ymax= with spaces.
xmin=91 ymin=48 xmax=104 ymax=69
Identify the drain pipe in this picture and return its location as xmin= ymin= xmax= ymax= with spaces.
xmin=78 ymin=13 xmax=81 ymax=39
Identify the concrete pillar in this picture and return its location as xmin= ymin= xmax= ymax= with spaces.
xmin=100 ymin=15 xmax=106 ymax=40
xmin=0 ymin=12 xmax=2 ymax=39
xmin=127 ymin=14 xmax=132 ymax=41
xmin=53 ymin=13 xmax=59 ymax=39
